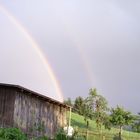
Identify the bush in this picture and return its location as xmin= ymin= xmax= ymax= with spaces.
xmin=54 ymin=128 xmax=67 ymax=140
xmin=31 ymin=136 xmax=48 ymax=140
xmin=0 ymin=128 xmax=28 ymax=140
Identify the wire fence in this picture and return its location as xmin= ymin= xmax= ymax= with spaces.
xmin=75 ymin=130 xmax=140 ymax=140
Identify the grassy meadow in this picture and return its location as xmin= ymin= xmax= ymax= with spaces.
xmin=70 ymin=112 xmax=140 ymax=140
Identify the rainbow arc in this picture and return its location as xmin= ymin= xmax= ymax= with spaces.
xmin=0 ymin=5 xmax=63 ymax=102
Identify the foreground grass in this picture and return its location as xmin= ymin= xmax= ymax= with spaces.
xmin=71 ymin=112 xmax=140 ymax=140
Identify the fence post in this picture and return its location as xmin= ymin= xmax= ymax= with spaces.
xmin=86 ymin=130 xmax=88 ymax=140
xmin=102 ymin=135 xmax=105 ymax=140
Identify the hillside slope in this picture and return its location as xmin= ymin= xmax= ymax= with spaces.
xmin=70 ymin=112 xmax=140 ymax=140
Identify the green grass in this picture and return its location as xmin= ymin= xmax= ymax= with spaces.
xmin=71 ymin=112 xmax=96 ymax=130
xmin=70 ymin=112 xmax=140 ymax=140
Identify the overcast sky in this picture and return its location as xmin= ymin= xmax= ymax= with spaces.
xmin=0 ymin=0 xmax=140 ymax=113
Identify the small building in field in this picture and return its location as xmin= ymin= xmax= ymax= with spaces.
xmin=0 ymin=83 xmax=70 ymax=138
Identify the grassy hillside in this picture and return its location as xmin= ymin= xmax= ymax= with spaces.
xmin=71 ymin=112 xmax=96 ymax=130
xmin=70 ymin=112 xmax=140 ymax=140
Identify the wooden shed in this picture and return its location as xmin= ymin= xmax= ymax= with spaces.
xmin=0 ymin=83 xmax=70 ymax=138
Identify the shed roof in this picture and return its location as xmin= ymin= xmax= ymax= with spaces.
xmin=0 ymin=83 xmax=70 ymax=109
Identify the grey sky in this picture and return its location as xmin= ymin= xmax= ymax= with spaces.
xmin=0 ymin=0 xmax=140 ymax=113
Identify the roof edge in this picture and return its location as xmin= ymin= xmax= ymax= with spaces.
xmin=0 ymin=83 xmax=71 ymax=109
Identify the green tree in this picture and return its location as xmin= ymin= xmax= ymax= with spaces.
xmin=73 ymin=96 xmax=85 ymax=115
xmin=86 ymin=88 xmax=109 ymax=129
xmin=110 ymin=106 xmax=135 ymax=139
xmin=132 ymin=113 xmax=140 ymax=133
xmin=83 ymin=102 xmax=93 ymax=129
xmin=103 ymin=114 xmax=112 ymax=130
xmin=72 ymin=96 xmax=93 ymax=128
xmin=64 ymin=98 xmax=73 ymax=107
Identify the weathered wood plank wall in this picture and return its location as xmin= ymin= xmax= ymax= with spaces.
xmin=13 ymin=91 xmax=67 ymax=137
xmin=0 ymin=87 xmax=15 ymax=127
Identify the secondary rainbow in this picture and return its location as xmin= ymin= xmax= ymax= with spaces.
xmin=60 ymin=21 xmax=95 ymax=86
xmin=0 ymin=5 xmax=64 ymax=102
